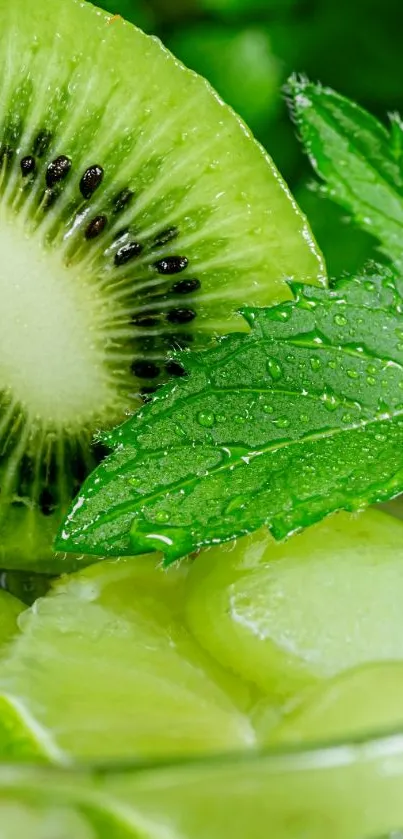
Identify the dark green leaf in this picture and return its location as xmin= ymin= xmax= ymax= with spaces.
xmin=57 ymin=266 xmax=403 ymax=563
xmin=288 ymin=77 xmax=403 ymax=268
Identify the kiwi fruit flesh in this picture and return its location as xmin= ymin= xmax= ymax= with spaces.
xmin=0 ymin=0 xmax=324 ymax=573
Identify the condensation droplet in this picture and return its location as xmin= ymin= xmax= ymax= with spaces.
xmin=334 ymin=314 xmax=347 ymax=327
xmin=275 ymin=417 xmax=290 ymax=428
xmin=267 ymin=357 xmax=283 ymax=381
xmin=154 ymin=510 xmax=170 ymax=523
xmin=366 ymin=376 xmax=376 ymax=386
xmin=321 ymin=391 xmax=340 ymax=411
xmin=197 ymin=411 xmax=215 ymax=428
xmin=310 ymin=357 xmax=321 ymax=371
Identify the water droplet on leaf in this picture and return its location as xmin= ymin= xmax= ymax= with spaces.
xmin=154 ymin=510 xmax=170 ymax=523
xmin=267 ymin=357 xmax=283 ymax=381
xmin=274 ymin=417 xmax=290 ymax=428
xmin=321 ymin=390 xmax=340 ymax=411
xmin=197 ymin=411 xmax=215 ymax=428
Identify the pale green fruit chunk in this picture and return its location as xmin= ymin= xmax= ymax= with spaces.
xmin=186 ymin=509 xmax=403 ymax=699
xmin=0 ymin=556 xmax=254 ymax=763
xmin=271 ymin=662 xmax=403 ymax=746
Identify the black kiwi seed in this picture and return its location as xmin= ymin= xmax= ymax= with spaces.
xmin=38 ymin=488 xmax=57 ymax=517
xmin=20 ymin=156 xmax=36 ymax=177
xmin=153 ymin=226 xmax=179 ymax=248
xmin=165 ymin=360 xmax=187 ymax=377
xmin=113 ymin=188 xmax=134 ymax=214
xmin=92 ymin=440 xmax=111 ymax=464
xmin=33 ymin=130 xmax=52 ymax=158
xmin=155 ymin=256 xmax=188 ymax=275
xmin=69 ymin=452 xmax=89 ymax=485
xmin=131 ymin=314 xmax=160 ymax=327
xmin=140 ymin=385 xmax=159 ymax=401
xmin=80 ymin=165 xmax=104 ymax=199
xmin=114 ymin=241 xmax=143 ymax=267
xmin=172 ymin=278 xmax=201 ymax=295
xmin=91 ymin=441 xmax=111 ymax=465
xmin=46 ymin=155 xmax=72 ymax=189
xmin=131 ymin=360 xmax=161 ymax=379
xmin=85 ymin=215 xmax=108 ymax=240
xmin=166 ymin=308 xmax=197 ymax=324
xmin=16 ymin=454 xmax=35 ymax=496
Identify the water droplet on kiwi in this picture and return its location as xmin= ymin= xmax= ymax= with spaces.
xmin=197 ymin=411 xmax=215 ymax=428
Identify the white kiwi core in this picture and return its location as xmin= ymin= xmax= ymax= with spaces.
xmin=0 ymin=212 xmax=120 ymax=431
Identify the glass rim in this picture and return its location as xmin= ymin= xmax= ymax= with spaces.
xmin=1 ymin=723 xmax=403 ymax=777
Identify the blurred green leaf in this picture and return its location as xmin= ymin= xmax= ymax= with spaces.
xmin=198 ymin=0 xmax=298 ymax=17
xmin=295 ymin=183 xmax=378 ymax=278
xmin=167 ymin=25 xmax=282 ymax=138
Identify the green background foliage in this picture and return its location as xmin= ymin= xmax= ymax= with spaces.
xmin=96 ymin=0 xmax=403 ymax=277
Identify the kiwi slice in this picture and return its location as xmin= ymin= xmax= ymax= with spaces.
xmin=0 ymin=0 xmax=324 ymax=572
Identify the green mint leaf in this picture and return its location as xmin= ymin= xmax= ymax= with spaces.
xmin=288 ymin=76 xmax=403 ymax=269
xmin=56 ymin=266 xmax=403 ymax=564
